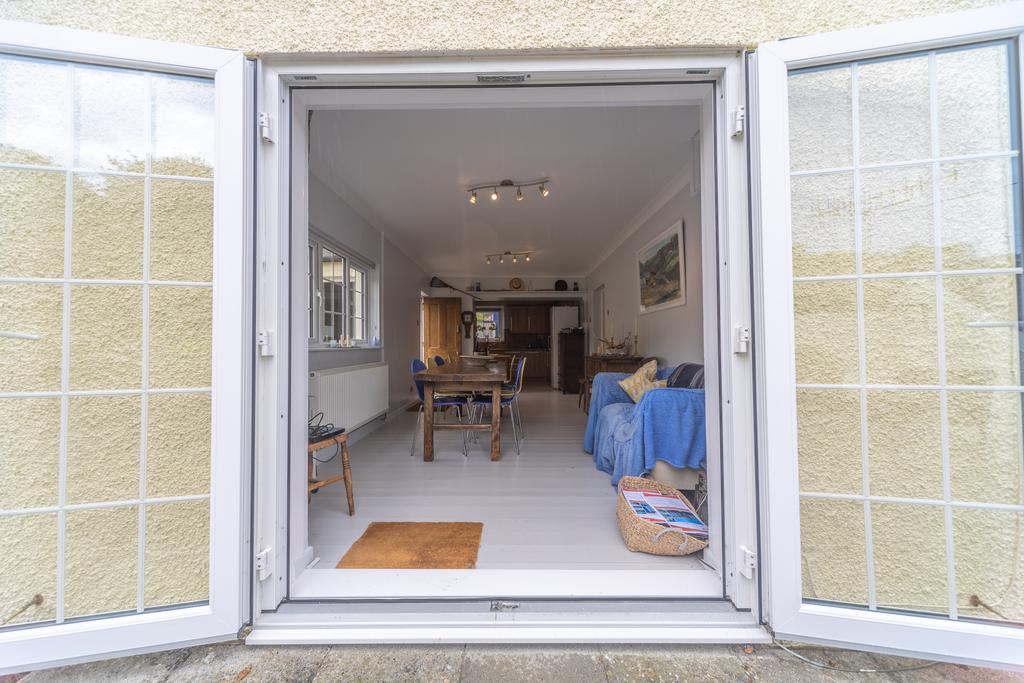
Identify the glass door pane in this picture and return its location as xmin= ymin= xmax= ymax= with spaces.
xmin=0 ymin=54 xmax=215 ymax=627
xmin=788 ymin=40 xmax=1022 ymax=623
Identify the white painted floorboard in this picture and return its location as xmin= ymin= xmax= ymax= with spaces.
xmin=309 ymin=387 xmax=711 ymax=574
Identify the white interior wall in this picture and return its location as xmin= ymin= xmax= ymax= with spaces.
xmin=586 ymin=184 xmax=703 ymax=368
xmin=309 ymin=172 xmax=428 ymax=405
xmin=382 ymin=239 xmax=430 ymax=409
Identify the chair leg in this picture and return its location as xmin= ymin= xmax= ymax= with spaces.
xmin=410 ymin=404 xmax=423 ymax=456
xmin=508 ymin=403 xmax=520 ymax=455
xmin=513 ymin=397 xmax=524 ymax=439
xmin=456 ymin=405 xmax=468 ymax=456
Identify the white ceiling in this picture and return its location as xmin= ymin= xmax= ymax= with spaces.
xmin=309 ymin=99 xmax=699 ymax=276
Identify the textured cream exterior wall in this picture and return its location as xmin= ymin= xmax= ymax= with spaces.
xmin=0 ymin=0 xmax=1009 ymax=54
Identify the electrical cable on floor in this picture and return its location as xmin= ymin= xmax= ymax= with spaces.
xmin=308 ymin=411 xmax=341 ymax=464
xmin=772 ymin=640 xmax=939 ymax=674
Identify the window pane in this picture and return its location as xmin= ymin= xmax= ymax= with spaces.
xmin=0 ymin=168 xmax=66 ymax=279
xmin=347 ymin=265 xmax=366 ymax=340
xmin=788 ymin=66 xmax=853 ymax=171
xmin=858 ymin=55 xmax=931 ymax=165
xmin=0 ymin=56 xmax=69 ymax=167
xmin=788 ymin=42 xmax=1022 ymax=622
xmin=475 ymin=309 xmax=503 ymax=342
xmin=937 ymin=44 xmax=1012 ymax=157
xmin=74 ymin=66 xmax=147 ymax=173
xmin=0 ymin=54 xmax=216 ymax=628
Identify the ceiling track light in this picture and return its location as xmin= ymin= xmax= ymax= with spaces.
xmin=485 ymin=250 xmax=533 ymax=265
xmin=467 ymin=177 xmax=550 ymax=204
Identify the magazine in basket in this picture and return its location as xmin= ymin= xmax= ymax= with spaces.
xmin=622 ymin=488 xmax=708 ymax=539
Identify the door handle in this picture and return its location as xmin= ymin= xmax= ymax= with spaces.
xmin=0 ymin=331 xmax=42 ymax=340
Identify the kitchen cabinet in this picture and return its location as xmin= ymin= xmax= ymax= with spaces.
xmin=508 ymin=304 xmax=550 ymax=334
xmin=507 ymin=306 xmax=529 ymax=334
xmin=527 ymin=305 xmax=549 ymax=334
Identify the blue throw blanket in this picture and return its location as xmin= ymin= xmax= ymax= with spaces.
xmin=583 ymin=369 xmax=672 ymax=453
xmin=584 ymin=372 xmax=706 ymax=486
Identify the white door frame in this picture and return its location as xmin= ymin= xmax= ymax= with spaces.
xmin=750 ymin=2 xmax=1024 ymax=669
xmin=0 ymin=21 xmax=252 ymax=674
xmin=253 ymin=51 xmax=760 ymax=622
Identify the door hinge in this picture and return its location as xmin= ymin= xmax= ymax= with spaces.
xmin=739 ymin=545 xmax=757 ymax=579
xmin=256 ymin=329 xmax=275 ymax=357
xmin=733 ymin=325 xmax=751 ymax=354
xmin=254 ymin=547 xmax=274 ymax=581
xmin=259 ymin=112 xmax=274 ymax=143
xmin=731 ymin=105 xmax=745 ymax=139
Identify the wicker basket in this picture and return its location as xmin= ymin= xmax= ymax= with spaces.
xmin=616 ymin=476 xmax=709 ymax=556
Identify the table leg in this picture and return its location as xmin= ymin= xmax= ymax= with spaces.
xmin=423 ymin=381 xmax=435 ymax=462
xmin=490 ymin=384 xmax=501 ymax=461
xmin=340 ymin=438 xmax=354 ymax=516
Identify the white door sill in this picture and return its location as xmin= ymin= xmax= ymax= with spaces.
xmin=290 ymin=567 xmax=723 ymax=600
xmin=248 ymin=599 xmax=769 ymax=645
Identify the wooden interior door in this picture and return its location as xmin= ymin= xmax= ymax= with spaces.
xmin=422 ymin=297 xmax=462 ymax=362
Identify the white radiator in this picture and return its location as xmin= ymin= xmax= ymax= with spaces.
xmin=309 ymin=362 xmax=389 ymax=432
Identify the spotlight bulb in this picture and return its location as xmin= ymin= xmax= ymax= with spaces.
xmin=512 ymin=255 xmax=518 ymax=264
xmin=499 ymin=256 xmax=504 ymax=264
xmin=525 ymin=254 xmax=531 ymax=262
xmin=469 ymin=191 xmax=477 ymax=204
xmin=516 ymin=187 xmax=523 ymax=201
xmin=486 ymin=256 xmax=491 ymax=265
xmin=539 ymin=183 xmax=549 ymax=197
xmin=490 ymin=187 xmax=499 ymax=201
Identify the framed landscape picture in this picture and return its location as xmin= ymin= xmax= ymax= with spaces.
xmin=637 ymin=219 xmax=685 ymax=314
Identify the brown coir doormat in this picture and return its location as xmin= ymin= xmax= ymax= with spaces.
xmin=337 ymin=522 xmax=483 ymax=569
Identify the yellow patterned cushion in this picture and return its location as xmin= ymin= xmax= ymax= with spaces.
xmin=617 ymin=360 xmax=665 ymax=402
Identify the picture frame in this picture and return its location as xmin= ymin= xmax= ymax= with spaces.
xmin=637 ymin=219 xmax=686 ymax=314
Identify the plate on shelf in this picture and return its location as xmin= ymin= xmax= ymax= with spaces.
xmin=509 ymin=277 xmax=524 ymax=290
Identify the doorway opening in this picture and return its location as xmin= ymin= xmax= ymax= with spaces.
xmin=277 ymin=75 xmax=745 ymax=606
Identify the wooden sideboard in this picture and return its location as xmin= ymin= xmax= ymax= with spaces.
xmin=585 ymin=354 xmax=646 ymax=381
xmin=581 ymin=355 xmax=647 ymax=412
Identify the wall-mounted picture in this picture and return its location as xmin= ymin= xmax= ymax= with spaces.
xmin=637 ymin=219 xmax=685 ymax=314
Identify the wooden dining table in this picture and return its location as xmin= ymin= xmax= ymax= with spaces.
xmin=414 ymin=359 xmax=506 ymax=462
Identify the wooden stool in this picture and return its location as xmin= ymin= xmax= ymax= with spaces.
xmin=579 ymin=377 xmax=592 ymax=413
xmin=307 ymin=433 xmax=354 ymax=516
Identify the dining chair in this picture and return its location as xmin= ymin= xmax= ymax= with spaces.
xmin=434 ymin=355 xmax=446 ymax=366
xmin=410 ymin=358 xmax=468 ymax=457
xmin=470 ymin=356 xmax=526 ymax=455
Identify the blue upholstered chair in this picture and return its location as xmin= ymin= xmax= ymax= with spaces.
xmin=470 ymin=356 xmax=526 ymax=455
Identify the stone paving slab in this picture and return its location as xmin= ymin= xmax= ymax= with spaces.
xmin=12 ymin=641 xmax=1023 ymax=682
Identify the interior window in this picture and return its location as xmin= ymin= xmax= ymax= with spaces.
xmin=475 ymin=308 xmax=502 ymax=341
xmin=321 ymin=245 xmax=345 ymax=343
xmin=348 ymin=264 xmax=366 ymax=341
xmin=308 ymin=231 xmax=376 ymax=346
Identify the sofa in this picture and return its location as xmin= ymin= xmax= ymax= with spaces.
xmin=583 ymin=364 xmax=706 ymax=487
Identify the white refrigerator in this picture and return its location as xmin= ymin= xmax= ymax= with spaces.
xmin=550 ymin=305 xmax=580 ymax=389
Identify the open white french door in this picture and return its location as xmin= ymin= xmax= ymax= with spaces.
xmin=750 ymin=2 xmax=1024 ymax=669
xmin=0 ymin=21 xmax=252 ymax=673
